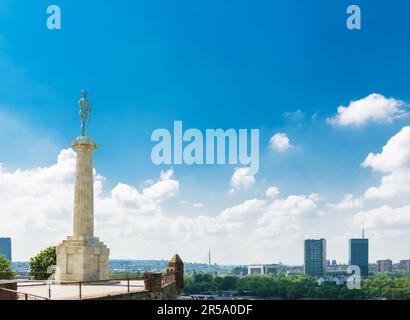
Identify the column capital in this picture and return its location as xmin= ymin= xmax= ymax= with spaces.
xmin=70 ymin=136 xmax=99 ymax=150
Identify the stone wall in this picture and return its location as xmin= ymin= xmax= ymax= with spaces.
xmin=161 ymin=282 xmax=178 ymax=300
xmin=0 ymin=281 xmax=17 ymax=300
xmin=86 ymin=282 xmax=179 ymax=300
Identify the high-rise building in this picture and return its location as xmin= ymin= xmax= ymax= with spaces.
xmin=304 ymin=239 xmax=326 ymax=277
xmin=399 ymin=260 xmax=410 ymax=272
xmin=0 ymin=238 xmax=12 ymax=261
xmin=349 ymin=238 xmax=369 ymax=276
xmin=377 ymin=259 xmax=393 ymax=273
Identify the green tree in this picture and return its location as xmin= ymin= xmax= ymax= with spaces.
xmin=29 ymin=246 xmax=57 ymax=280
xmin=0 ymin=254 xmax=16 ymax=280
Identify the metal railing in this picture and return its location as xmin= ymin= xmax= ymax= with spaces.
xmin=16 ymin=276 xmax=145 ymax=300
xmin=1 ymin=272 xmax=177 ymax=300
xmin=0 ymin=287 xmax=49 ymax=300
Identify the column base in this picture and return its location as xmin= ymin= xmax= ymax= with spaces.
xmin=56 ymin=236 xmax=110 ymax=282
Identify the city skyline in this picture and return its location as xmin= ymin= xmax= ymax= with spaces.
xmin=1 ymin=1 xmax=410 ymax=264
xmin=3 ymin=233 xmax=408 ymax=268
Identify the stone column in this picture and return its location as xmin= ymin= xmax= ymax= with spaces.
xmin=71 ymin=137 xmax=99 ymax=238
xmin=56 ymin=136 xmax=109 ymax=282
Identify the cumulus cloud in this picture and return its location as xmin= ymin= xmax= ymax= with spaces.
xmin=219 ymin=199 xmax=266 ymax=222
xmin=327 ymin=93 xmax=408 ymax=126
xmin=265 ymin=186 xmax=280 ymax=198
xmin=348 ymin=126 xmax=410 ymax=245
xmin=0 ymin=147 xmax=327 ymax=264
xmin=328 ymin=194 xmax=363 ymax=210
xmin=362 ymin=126 xmax=410 ymax=173
xmin=258 ymin=194 xmax=318 ymax=226
xmin=357 ymin=127 xmax=410 ymax=204
xmin=5 ymin=122 xmax=410 ymax=264
xmin=230 ymin=167 xmax=256 ymax=193
xmin=269 ymin=133 xmax=293 ymax=152
xmin=352 ymin=205 xmax=410 ymax=230
xmin=0 ymin=149 xmax=182 ymax=260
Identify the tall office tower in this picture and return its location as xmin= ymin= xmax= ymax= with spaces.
xmin=0 ymin=238 xmax=12 ymax=261
xmin=377 ymin=259 xmax=393 ymax=273
xmin=304 ymin=239 xmax=326 ymax=277
xmin=349 ymin=237 xmax=369 ymax=276
xmin=399 ymin=260 xmax=410 ymax=272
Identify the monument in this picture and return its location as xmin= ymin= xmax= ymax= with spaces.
xmin=56 ymin=90 xmax=110 ymax=282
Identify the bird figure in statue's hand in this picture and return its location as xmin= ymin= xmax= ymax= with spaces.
xmin=78 ymin=90 xmax=91 ymax=137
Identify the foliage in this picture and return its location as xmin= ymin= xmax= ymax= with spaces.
xmin=184 ymin=272 xmax=410 ymax=300
xmin=29 ymin=246 xmax=57 ymax=280
xmin=110 ymin=272 xmax=143 ymax=280
xmin=0 ymin=254 xmax=16 ymax=280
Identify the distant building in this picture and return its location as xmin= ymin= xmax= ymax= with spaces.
xmin=318 ymin=276 xmax=346 ymax=286
xmin=349 ymin=238 xmax=369 ymax=276
xmin=377 ymin=260 xmax=393 ymax=273
xmin=304 ymin=239 xmax=326 ymax=277
xmin=399 ymin=260 xmax=410 ymax=272
xmin=248 ymin=265 xmax=263 ymax=275
xmin=0 ymin=238 xmax=12 ymax=261
xmin=247 ymin=264 xmax=278 ymax=275
xmin=368 ymin=263 xmax=378 ymax=275
xmin=264 ymin=264 xmax=278 ymax=274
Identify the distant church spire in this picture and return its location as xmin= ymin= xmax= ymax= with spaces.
xmin=362 ymin=228 xmax=365 ymax=239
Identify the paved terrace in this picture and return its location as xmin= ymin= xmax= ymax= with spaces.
xmin=17 ymin=280 xmax=146 ymax=300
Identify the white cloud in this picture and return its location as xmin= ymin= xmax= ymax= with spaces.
xmin=269 ymin=133 xmax=293 ymax=152
xmin=258 ymin=194 xmax=318 ymax=226
xmin=362 ymin=126 xmax=410 ymax=173
xmin=328 ymin=194 xmax=363 ymax=210
xmin=4 ymin=122 xmax=410 ymax=264
xmin=0 ymin=147 xmax=325 ymax=264
xmin=352 ymin=205 xmax=410 ymax=230
xmin=230 ymin=167 xmax=256 ymax=193
xmin=265 ymin=186 xmax=280 ymax=198
xmin=357 ymin=127 xmax=410 ymax=204
xmin=327 ymin=93 xmax=408 ymax=126
xmin=219 ymin=199 xmax=266 ymax=222
xmin=160 ymin=169 xmax=174 ymax=181
xmin=142 ymin=169 xmax=179 ymax=202
xmin=0 ymin=149 xmax=182 ymax=261
xmin=347 ymin=126 xmax=410 ymax=251
xmin=363 ymin=172 xmax=410 ymax=202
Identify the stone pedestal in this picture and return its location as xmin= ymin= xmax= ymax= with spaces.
xmin=56 ymin=236 xmax=109 ymax=282
xmin=56 ymin=137 xmax=110 ymax=282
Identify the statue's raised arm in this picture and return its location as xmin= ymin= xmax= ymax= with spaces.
xmin=78 ymin=90 xmax=91 ymax=137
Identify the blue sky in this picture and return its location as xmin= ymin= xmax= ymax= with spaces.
xmin=1 ymin=0 xmax=410 ymax=263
